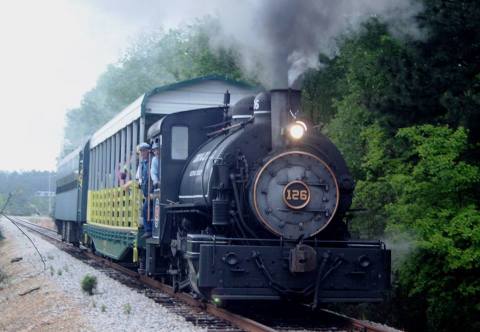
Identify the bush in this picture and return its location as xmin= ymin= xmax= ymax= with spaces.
xmin=81 ymin=274 xmax=97 ymax=295
xmin=0 ymin=268 xmax=6 ymax=284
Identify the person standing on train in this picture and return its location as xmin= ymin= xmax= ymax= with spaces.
xmin=150 ymin=143 xmax=161 ymax=237
xmin=150 ymin=142 xmax=161 ymax=188
xmin=136 ymin=142 xmax=152 ymax=239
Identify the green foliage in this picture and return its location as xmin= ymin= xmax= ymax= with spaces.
xmin=304 ymin=19 xmax=421 ymax=180
xmin=379 ymin=126 xmax=480 ymax=331
xmin=0 ymin=268 xmax=6 ymax=284
xmin=123 ymin=303 xmax=131 ymax=315
xmin=303 ymin=1 xmax=480 ymax=329
xmin=387 ymin=126 xmax=479 ymax=232
xmin=301 ymin=56 xmax=346 ymax=126
xmin=0 ymin=171 xmax=55 ymax=216
xmin=350 ymin=125 xmax=480 ymax=331
xmin=418 ymin=0 xmax=480 ymax=144
xmin=81 ymin=274 xmax=97 ymax=296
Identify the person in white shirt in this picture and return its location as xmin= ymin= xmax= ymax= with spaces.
xmin=150 ymin=142 xmax=161 ymax=189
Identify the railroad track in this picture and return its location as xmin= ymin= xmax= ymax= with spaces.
xmin=8 ymin=215 xmax=398 ymax=332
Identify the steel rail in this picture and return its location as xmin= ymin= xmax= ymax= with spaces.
xmin=11 ymin=216 xmax=59 ymax=239
xmin=320 ymin=309 xmax=400 ymax=332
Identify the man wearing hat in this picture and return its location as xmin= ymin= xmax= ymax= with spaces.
xmin=136 ymin=142 xmax=152 ymax=239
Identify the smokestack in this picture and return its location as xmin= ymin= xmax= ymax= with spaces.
xmin=270 ymin=89 xmax=301 ymax=150
xmin=271 ymin=51 xmax=289 ymax=89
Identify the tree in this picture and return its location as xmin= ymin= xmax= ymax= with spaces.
xmin=385 ymin=125 xmax=480 ymax=331
xmin=0 ymin=171 xmax=54 ymax=216
xmin=62 ymin=17 xmax=250 ymax=153
xmin=301 ymin=2 xmax=480 ymax=328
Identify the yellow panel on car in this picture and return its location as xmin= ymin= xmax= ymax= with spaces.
xmin=86 ymin=184 xmax=141 ymax=229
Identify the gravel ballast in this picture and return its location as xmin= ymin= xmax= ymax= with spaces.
xmin=0 ymin=218 xmax=205 ymax=331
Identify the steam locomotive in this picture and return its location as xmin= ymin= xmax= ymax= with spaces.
xmin=55 ymin=76 xmax=390 ymax=306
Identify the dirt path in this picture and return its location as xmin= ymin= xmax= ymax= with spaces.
xmin=0 ymin=219 xmax=90 ymax=331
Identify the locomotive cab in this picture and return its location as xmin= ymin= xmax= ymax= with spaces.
xmin=144 ymin=107 xmax=225 ymax=274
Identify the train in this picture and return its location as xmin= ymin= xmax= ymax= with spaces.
xmin=54 ymin=75 xmax=390 ymax=306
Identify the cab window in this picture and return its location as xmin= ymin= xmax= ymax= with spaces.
xmin=171 ymin=126 xmax=188 ymax=160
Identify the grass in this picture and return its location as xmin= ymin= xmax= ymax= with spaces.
xmin=0 ymin=268 xmax=6 ymax=284
xmin=101 ymin=304 xmax=106 ymax=312
xmin=123 ymin=303 xmax=131 ymax=315
xmin=57 ymin=269 xmax=62 ymax=276
xmin=81 ymin=274 xmax=97 ymax=296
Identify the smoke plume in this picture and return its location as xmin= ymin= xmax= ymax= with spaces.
xmin=87 ymin=0 xmax=424 ymax=89
xmin=208 ymin=0 xmax=423 ymax=88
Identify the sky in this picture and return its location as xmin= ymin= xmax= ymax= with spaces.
xmin=0 ymin=0 xmax=232 ymax=172
xmin=0 ymin=1 xmax=172 ymax=171
xmin=0 ymin=0 xmax=419 ymax=172
xmin=0 ymin=1 xmax=131 ymax=171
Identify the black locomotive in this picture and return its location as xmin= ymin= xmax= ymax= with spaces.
xmin=54 ymin=76 xmax=390 ymax=306
xmin=149 ymin=89 xmax=390 ymax=304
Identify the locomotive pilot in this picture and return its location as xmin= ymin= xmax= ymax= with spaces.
xmin=136 ymin=142 xmax=153 ymax=239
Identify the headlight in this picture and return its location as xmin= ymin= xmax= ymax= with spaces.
xmin=288 ymin=121 xmax=307 ymax=140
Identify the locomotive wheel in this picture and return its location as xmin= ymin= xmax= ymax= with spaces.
xmin=187 ymin=260 xmax=211 ymax=302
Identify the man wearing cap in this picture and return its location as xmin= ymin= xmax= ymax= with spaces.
xmin=136 ymin=142 xmax=152 ymax=239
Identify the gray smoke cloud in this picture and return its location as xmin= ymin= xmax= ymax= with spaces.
xmin=84 ymin=0 xmax=423 ymax=88
xmin=209 ymin=0 xmax=423 ymax=88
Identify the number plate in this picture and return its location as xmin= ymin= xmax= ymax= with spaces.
xmin=283 ymin=180 xmax=311 ymax=210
